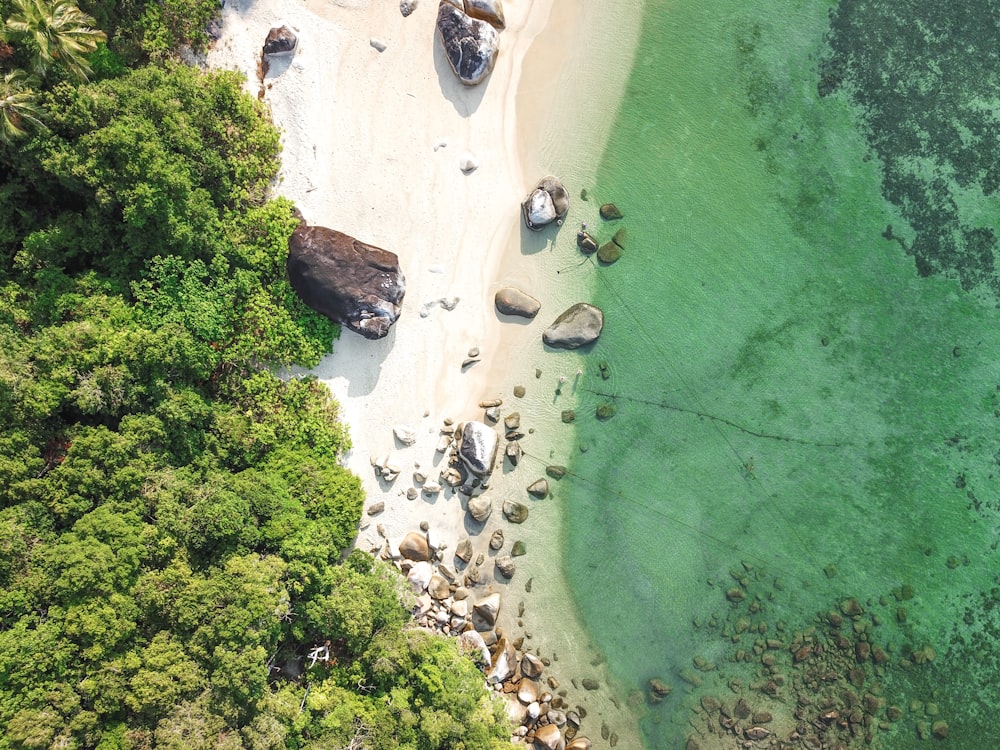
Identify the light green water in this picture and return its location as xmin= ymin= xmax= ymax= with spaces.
xmin=552 ymin=0 xmax=1000 ymax=746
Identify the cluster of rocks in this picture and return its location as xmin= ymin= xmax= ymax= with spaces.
xmin=286 ymin=213 xmax=406 ymax=340
xmin=436 ymin=0 xmax=506 ymax=85
xmin=367 ymin=398 xmax=610 ymax=748
xmin=377 ymin=524 xmax=594 ymax=749
xmin=674 ymin=565 xmax=947 ymax=749
xmin=576 ymin=203 xmax=626 ymax=265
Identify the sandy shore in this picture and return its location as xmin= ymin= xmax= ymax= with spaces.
xmin=207 ymin=0 xmax=644 ymax=743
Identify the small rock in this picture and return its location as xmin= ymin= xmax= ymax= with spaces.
xmin=505 ymin=440 xmax=522 ymax=466
xmin=511 ymin=540 xmax=527 ymax=557
xmin=494 ymin=288 xmax=542 ymax=319
xmin=561 ymin=410 xmax=576 ymax=423
xmin=370 ymin=38 xmax=387 ymax=52
xmin=400 ymin=0 xmax=417 ymax=16
xmin=489 ymin=528 xmax=505 ymax=550
xmin=582 ymin=678 xmax=599 ymax=691
xmin=366 ymin=501 xmax=385 ymax=515
xmin=600 ymin=203 xmax=623 ymax=220
xmin=513 ymin=385 xmax=526 ymax=398
xmin=459 ymin=152 xmax=479 ymax=173
xmin=527 ymin=478 xmax=549 ymax=499
xmin=495 ymin=555 xmax=516 ymax=578
xmin=455 ymin=537 xmax=473 ymax=563
xmin=596 ymin=403 xmax=616 ymax=420
xmin=503 ymin=500 xmax=529 ymax=523
xmin=467 ymin=495 xmax=493 ymax=523
xmin=393 ymin=424 xmax=417 ymax=445
xmin=546 ymin=465 xmax=567 ymax=480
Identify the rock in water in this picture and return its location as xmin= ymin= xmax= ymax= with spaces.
xmin=577 ymin=231 xmax=599 ymax=254
xmin=597 ymin=241 xmax=622 ymax=264
xmin=495 ymin=287 xmax=541 ymax=318
xmin=503 ymin=499 xmax=529 ymax=523
xmin=600 ymin=202 xmax=623 ymax=220
xmin=464 ymin=0 xmax=505 ymax=29
xmin=527 ymin=478 xmax=549 ymax=499
xmin=522 ymin=175 xmax=570 ymax=230
xmin=436 ymin=1 xmax=499 ymax=85
xmin=495 ymin=555 xmax=516 ymax=578
xmin=542 ymin=303 xmax=604 ymax=349
xmin=263 ymin=24 xmax=297 ymax=56
xmin=458 ymin=421 xmax=498 ymax=476
xmin=287 ymin=218 xmax=405 ymax=340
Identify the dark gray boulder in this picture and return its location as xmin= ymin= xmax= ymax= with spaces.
xmin=458 ymin=421 xmax=498 ymax=476
xmin=522 ymin=175 xmax=570 ymax=230
xmin=287 ymin=218 xmax=405 ymax=340
xmin=542 ymin=303 xmax=604 ymax=349
xmin=263 ymin=24 xmax=297 ymax=56
xmin=437 ymin=1 xmax=499 ymax=85
xmin=494 ymin=287 xmax=540 ymax=318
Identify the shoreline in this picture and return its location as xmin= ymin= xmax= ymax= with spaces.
xmin=207 ymin=0 xmax=646 ymax=744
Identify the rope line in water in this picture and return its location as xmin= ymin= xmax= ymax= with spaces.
xmin=583 ymin=388 xmax=853 ymax=449
xmin=516 ymin=446 xmax=815 ymax=590
xmin=575 ymin=254 xmax=827 ymax=572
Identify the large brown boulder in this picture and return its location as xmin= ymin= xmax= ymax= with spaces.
xmin=436 ymin=1 xmax=499 ymax=85
xmin=287 ymin=218 xmax=405 ymax=340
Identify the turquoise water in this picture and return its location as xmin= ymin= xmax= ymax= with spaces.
xmin=556 ymin=0 xmax=1000 ymax=746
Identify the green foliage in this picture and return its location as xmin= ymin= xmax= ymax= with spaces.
xmin=0 ymin=25 xmax=512 ymax=750
xmin=4 ymin=0 xmax=106 ymax=82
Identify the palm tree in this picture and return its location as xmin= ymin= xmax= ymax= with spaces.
xmin=0 ymin=69 xmax=45 ymax=144
xmin=4 ymin=0 xmax=106 ymax=82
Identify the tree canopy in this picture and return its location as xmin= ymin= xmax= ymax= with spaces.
xmin=0 ymin=6 xmax=514 ymax=748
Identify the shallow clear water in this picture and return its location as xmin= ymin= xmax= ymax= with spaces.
xmin=554 ymin=0 xmax=1000 ymax=746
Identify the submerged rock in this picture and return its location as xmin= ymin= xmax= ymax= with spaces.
xmin=600 ymin=203 xmax=623 ymax=220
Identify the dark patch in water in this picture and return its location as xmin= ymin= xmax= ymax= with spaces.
xmin=820 ymin=0 xmax=1000 ymax=298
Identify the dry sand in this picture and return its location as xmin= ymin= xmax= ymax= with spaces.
xmin=207 ymin=0 xmax=645 ymax=743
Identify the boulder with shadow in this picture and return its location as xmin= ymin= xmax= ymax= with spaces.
xmin=436 ymin=0 xmax=500 ymax=85
xmin=287 ymin=214 xmax=405 ymax=340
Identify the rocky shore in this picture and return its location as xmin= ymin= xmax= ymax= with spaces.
xmin=207 ymin=0 xmax=646 ymax=745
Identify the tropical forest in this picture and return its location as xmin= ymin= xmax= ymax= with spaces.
xmin=0 ymin=0 xmax=513 ymax=746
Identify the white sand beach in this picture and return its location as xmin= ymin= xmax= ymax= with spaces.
xmin=207 ymin=0 xmax=644 ymax=743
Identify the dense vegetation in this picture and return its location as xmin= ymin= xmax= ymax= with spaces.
xmin=0 ymin=1 xmax=513 ymax=747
